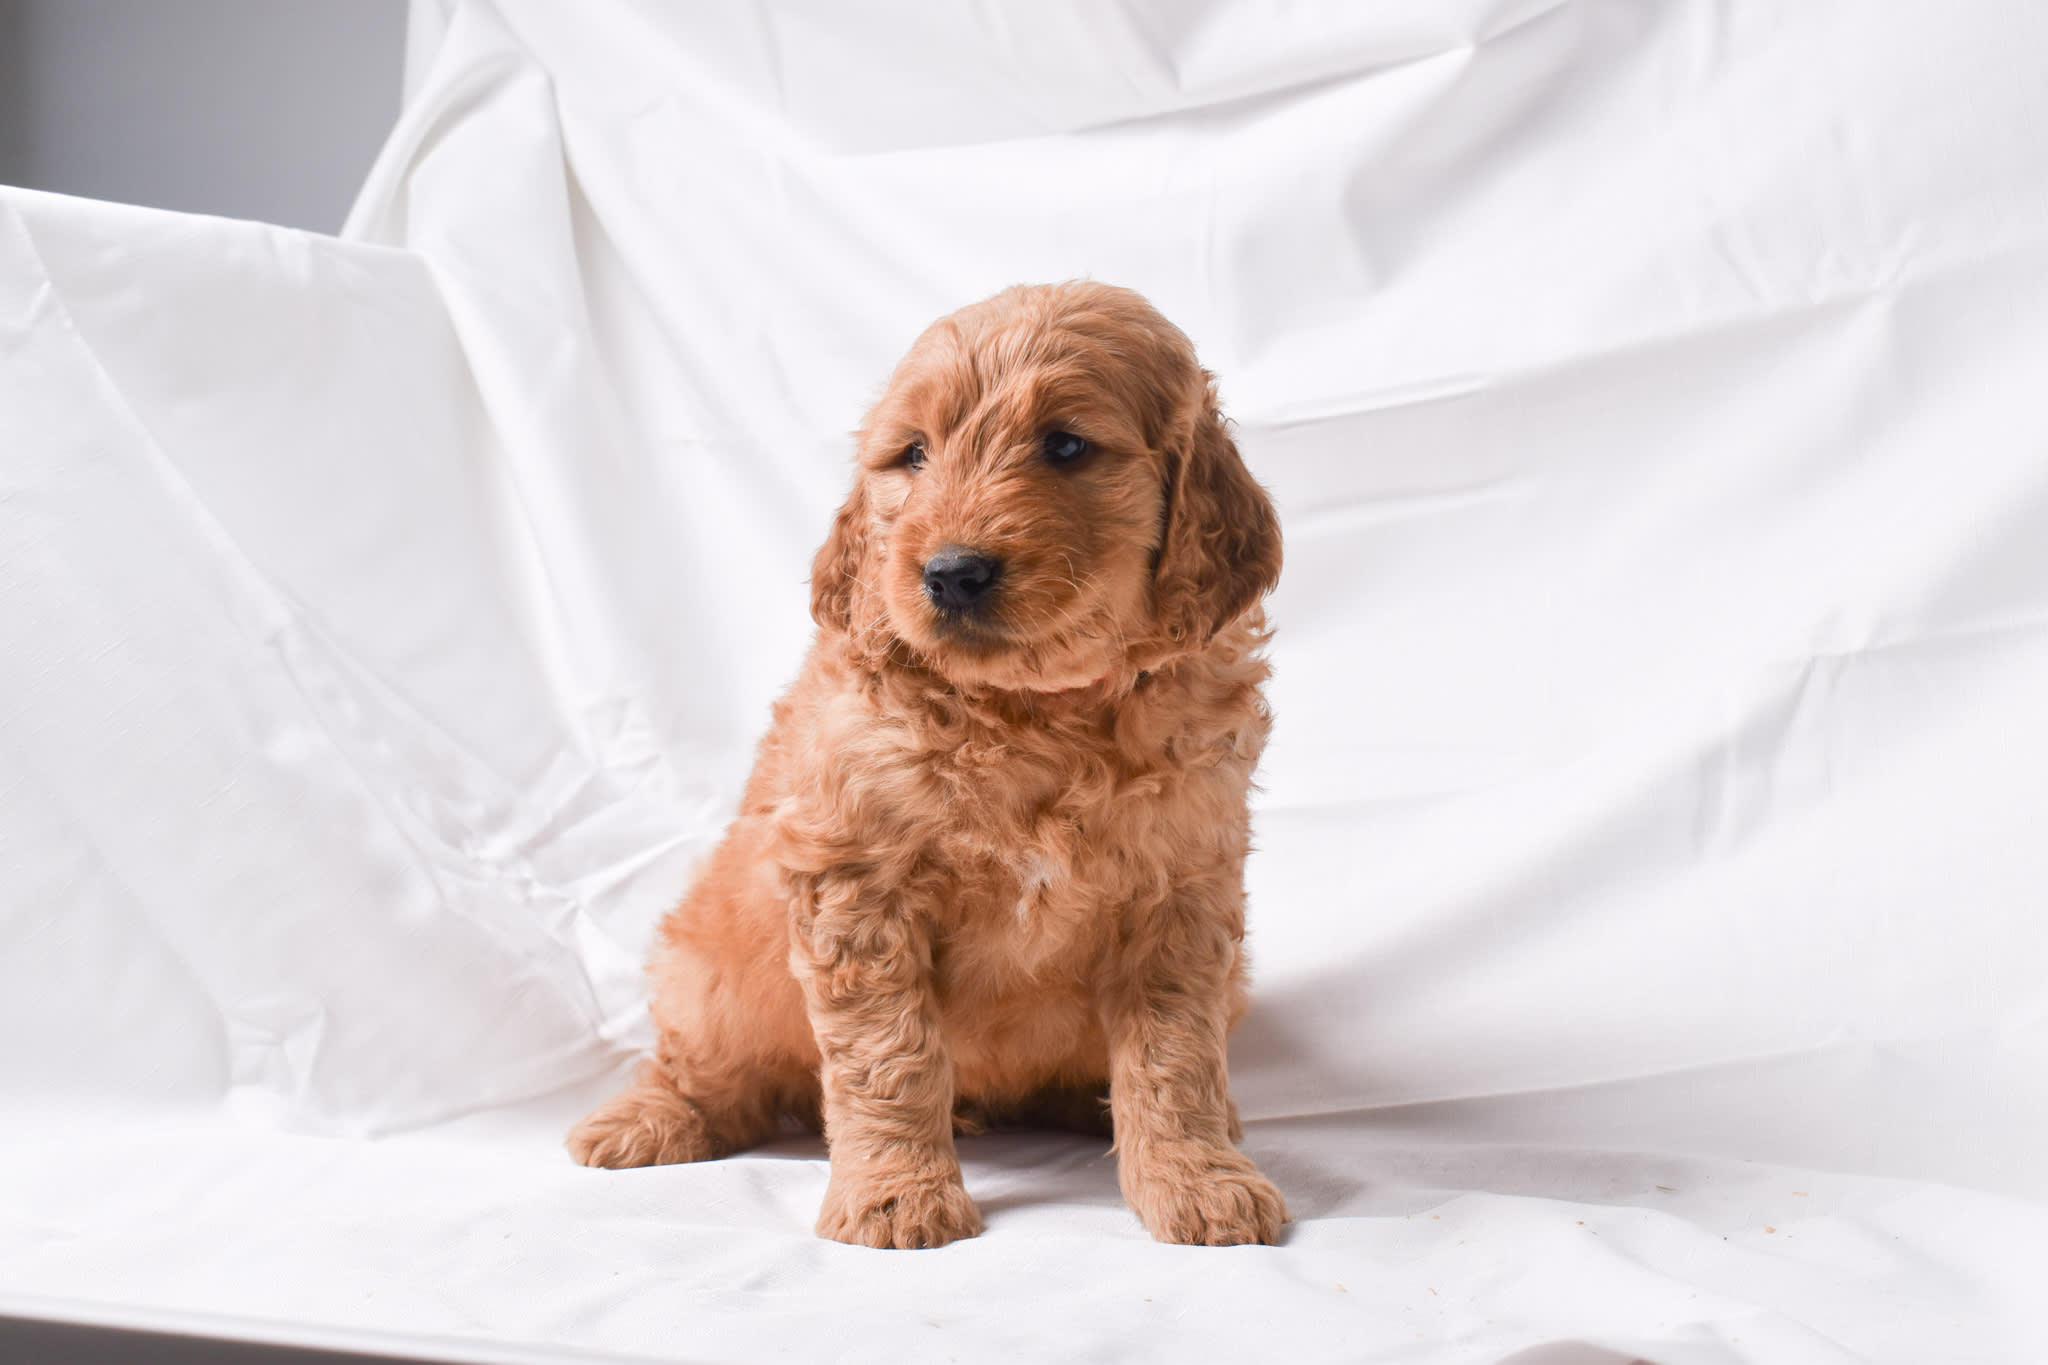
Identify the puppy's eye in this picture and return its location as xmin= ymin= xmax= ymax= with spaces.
xmin=902 ymin=441 xmax=927 ymax=472
xmin=1041 ymin=431 xmax=1089 ymax=466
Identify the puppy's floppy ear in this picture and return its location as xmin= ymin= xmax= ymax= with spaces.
xmin=809 ymin=477 xmax=871 ymax=633
xmin=1154 ymin=386 xmax=1282 ymax=644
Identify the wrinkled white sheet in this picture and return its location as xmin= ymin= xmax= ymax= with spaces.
xmin=3 ymin=0 xmax=2047 ymax=1360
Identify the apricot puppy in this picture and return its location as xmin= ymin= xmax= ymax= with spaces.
xmin=568 ymin=282 xmax=1286 ymax=1248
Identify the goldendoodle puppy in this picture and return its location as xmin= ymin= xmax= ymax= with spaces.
xmin=569 ymin=282 xmax=1285 ymax=1248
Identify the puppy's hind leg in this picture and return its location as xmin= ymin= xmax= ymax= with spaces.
xmin=571 ymin=819 xmax=821 ymax=1170
xmin=567 ymin=1060 xmax=715 ymax=1169
xmin=567 ymin=1051 xmax=813 ymax=1169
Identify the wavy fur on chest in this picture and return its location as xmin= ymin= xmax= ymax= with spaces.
xmin=766 ymin=613 xmax=1272 ymax=1000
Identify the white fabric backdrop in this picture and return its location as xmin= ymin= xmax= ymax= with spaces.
xmin=3 ymin=1 xmax=2046 ymax=1360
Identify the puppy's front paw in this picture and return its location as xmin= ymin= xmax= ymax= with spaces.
xmin=816 ymin=1170 xmax=984 ymax=1249
xmin=1124 ymin=1144 xmax=1288 ymax=1246
xmin=566 ymin=1078 xmax=716 ymax=1169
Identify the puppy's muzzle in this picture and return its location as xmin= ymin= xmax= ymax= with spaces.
xmin=923 ymin=546 xmax=1003 ymax=617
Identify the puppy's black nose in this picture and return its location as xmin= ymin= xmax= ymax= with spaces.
xmin=923 ymin=546 xmax=1002 ymax=613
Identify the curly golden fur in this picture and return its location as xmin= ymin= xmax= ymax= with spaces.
xmin=568 ymin=282 xmax=1286 ymax=1248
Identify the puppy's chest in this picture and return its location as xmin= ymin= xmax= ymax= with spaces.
xmin=926 ymin=807 xmax=1115 ymax=989
xmin=905 ymin=725 xmax=1145 ymax=933
xmin=826 ymin=695 xmax=1247 ymax=970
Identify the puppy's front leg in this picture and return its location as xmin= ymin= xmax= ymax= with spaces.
xmin=1104 ymin=887 xmax=1288 ymax=1246
xmin=790 ymin=872 xmax=981 ymax=1249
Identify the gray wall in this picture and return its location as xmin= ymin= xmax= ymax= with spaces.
xmin=0 ymin=0 xmax=408 ymax=234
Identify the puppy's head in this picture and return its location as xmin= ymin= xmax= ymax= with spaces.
xmin=812 ymin=282 xmax=1280 ymax=692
